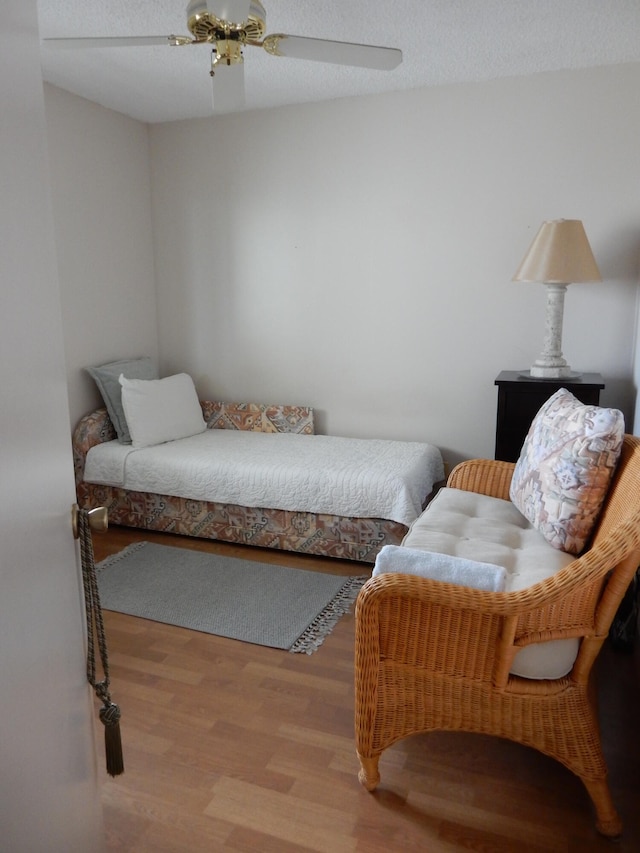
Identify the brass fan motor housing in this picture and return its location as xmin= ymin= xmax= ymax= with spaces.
xmin=186 ymin=0 xmax=266 ymax=43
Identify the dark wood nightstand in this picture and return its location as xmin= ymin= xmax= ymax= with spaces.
xmin=494 ymin=370 xmax=605 ymax=462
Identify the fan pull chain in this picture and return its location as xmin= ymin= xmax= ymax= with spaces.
xmin=78 ymin=509 xmax=124 ymax=777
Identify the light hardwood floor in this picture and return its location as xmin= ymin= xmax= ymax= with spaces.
xmin=91 ymin=526 xmax=640 ymax=852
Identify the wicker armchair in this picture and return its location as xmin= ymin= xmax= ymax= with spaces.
xmin=354 ymin=434 xmax=640 ymax=838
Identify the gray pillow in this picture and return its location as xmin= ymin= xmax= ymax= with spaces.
xmin=86 ymin=357 xmax=158 ymax=443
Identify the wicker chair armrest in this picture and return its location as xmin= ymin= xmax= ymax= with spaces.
xmin=447 ymin=458 xmax=516 ymax=500
xmin=356 ymin=542 xmax=628 ymax=664
xmin=355 ymin=570 xmax=596 ymax=690
xmin=355 ymin=573 xmax=512 ymax=683
xmin=358 ymin=572 xmax=515 ymax=621
xmin=361 ymin=542 xmax=635 ymax=622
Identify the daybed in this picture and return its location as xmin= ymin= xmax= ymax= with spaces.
xmin=355 ymin=389 xmax=640 ymax=837
xmin=73 ymin=398 xmax=444 ymax=563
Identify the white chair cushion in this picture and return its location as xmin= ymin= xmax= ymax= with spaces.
xmin=402 ymin=487 xmax=579 ymax=679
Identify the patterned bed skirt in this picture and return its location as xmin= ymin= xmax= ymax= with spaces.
xmin=77 ymin=482 xmax=406 ymax=563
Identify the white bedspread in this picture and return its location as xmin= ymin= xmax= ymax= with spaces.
xmin=84 ymin=429 xmax=444 ymax=527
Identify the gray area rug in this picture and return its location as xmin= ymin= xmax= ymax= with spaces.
xmin=97 ymin=542 xmax=369 ymax=654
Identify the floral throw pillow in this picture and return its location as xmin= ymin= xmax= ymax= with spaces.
xmin=509 ymin=388 xmax=624 ymax=554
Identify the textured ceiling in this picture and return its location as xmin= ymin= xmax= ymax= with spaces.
xmin=38 ymin=0 xmax=640 ymax=124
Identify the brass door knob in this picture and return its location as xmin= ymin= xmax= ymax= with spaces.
xmin=71 ymin=503 xmax=109 ymax=539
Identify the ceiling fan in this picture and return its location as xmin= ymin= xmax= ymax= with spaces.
xmin=43 ymin=0 xmax=403 ymax=112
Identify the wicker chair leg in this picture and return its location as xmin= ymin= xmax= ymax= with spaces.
xmin=582 ymin=778 xmax=622 ymax=838
xmin=357 ymin=754 xmax=380 ymax=791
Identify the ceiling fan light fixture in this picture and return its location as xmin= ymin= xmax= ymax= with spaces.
xmin=212 ymin=39 xmax=244 ymax=67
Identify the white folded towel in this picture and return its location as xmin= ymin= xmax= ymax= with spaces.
xmin=372 ymin=545 xmax=507 ymax=592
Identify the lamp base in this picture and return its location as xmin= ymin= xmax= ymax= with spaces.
xmin=519 ymin=369 xmax=583 ymax=380
xmin=526 ymin=283 xmax=578 ymax=380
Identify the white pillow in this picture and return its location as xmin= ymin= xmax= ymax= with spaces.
xmin=119 ymin=373 xmax=206 ymax=448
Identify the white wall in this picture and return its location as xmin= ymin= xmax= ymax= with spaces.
xmin=0 ymin=2 xmax=103 ymax=849
xmin=44 ymin=62 xmax=640 ymax=464
xmin=150 ymin=62 xmax=640 ymax=464
xmin=44 ymin=85 xmax=159 ymax=429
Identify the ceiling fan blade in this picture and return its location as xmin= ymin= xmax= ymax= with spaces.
xmin=206 ymin=0 xmax=251 ymax=25
xmin=263 ymin=35 xmax=402 ymax=71
xmin=42 ymin=35 xmax=188 ymax=49
xmin=211 ymin=63 xmax=246 ymax=112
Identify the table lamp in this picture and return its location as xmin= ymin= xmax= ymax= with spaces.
xmin=513 ymin=219 xmax=601 ymax=379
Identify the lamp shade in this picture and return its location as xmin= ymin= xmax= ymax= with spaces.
xmin=513 ymin=219 xmax=601 ymax=284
